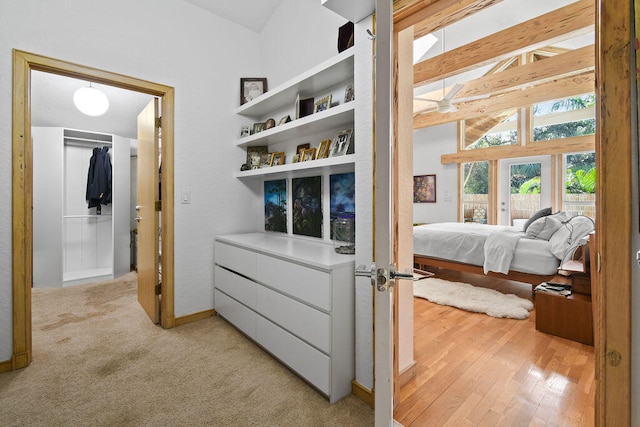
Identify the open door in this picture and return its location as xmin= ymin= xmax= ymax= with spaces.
xmin=137 ymin=98 xmax=160 ymax=323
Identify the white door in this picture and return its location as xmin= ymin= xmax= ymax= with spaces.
xmin=499 ymin=156 xmax=551 ymax=226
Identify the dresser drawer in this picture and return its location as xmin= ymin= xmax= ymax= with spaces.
xmin=256 ymin=316 xmax=330 ymax=395
xmin=215 ymin=265 xmax=256 ymax=309
xmin=215 ymin=241 xmax=257 ymax=279
xmin=256 ymin=285 xmax=331 ymax=353
xmin=215 ymin=289 xmax=256 ymax=339
xmin=257 ymin=254 xmax=331 ymax=311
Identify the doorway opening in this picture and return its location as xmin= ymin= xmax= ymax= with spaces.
xmin=11 ymin=49 xmax=176 ymax=370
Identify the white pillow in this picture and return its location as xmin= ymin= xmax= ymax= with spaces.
xmin=549 ymin=216 xmax=595 ymax=259
xmin=525 ymin=216 xmax=562 ymax=240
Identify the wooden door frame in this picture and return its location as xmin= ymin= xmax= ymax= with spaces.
xmin=11 ymin=49 xmax=176 ymax=370
xmin=391 ymin=0 xmax=632 ymax=424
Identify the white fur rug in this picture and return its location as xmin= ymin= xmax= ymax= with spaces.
xmin=413 ymin=277 xmax=534 ymax=319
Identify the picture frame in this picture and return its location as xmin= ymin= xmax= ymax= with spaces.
xmin=344 ymin=83 xmax=355 ymax=103
xmin=259 ymin=153 xmax=271 ymax=168
xmin=240 ymin=77 xmax=267 ymax=105
xmin=296 ymin=143 xmax=310 ymax=156
xmin=329 ymin=129 xmax=353 ymax=157
xmin=278 ymin=115 xmax=291 ymax=125
xmin=315 ymin=139 xmax=331 ymax=159
xmin=246 ymin=146 xmax=268 ymax=169
xmin=413 ymin=174 xmax=436 ymax=203
xmin=263 ymin=118 xmax=276 ymax=130
xmin=252 ymin=122 xmax=264 ymax=135
xmin=301 ymin=148 xmax=317 ymax=162
xmin=314 ymin=95 xmax=332 ymax=113
xmin=239 ymin=125 xmax=250 ymax=138
xmin=292 ymin=154 xmax=301 ymax=163
xmin=270 ymin=152 xmax=285 ymax=167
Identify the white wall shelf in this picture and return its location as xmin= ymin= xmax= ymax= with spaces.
xmin=236 ymin=102 xmax=355 ymax=148
xmin=321 ymin=0 xmax=375 ymax=23
xmin=235 ymin=154 xmax=355 ymax=179
xmin=236 ymin=49 xmax=354 ymax=117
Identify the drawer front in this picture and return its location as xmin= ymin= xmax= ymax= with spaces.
xmin=256 ymin=316 xmax=330 ymax=395
xmin=256 ymin=285 xmax=331 ymax=353
xmin=215 ymin=241 xmax=257 ymax=279
xmin=215 ymin=265 xmax=256 ymax=309
xmin=257 ymin=254 xmax=331 ymax=311
xmin=214 ymin=289 xmax=256 ymax=340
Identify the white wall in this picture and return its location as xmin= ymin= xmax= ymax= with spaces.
xmin=260 ymin=0 xmax=348 ymax=87
xmin=0 ymin=0 xmax=261 ymax=361
xmin=413 ymin=123 xmax=459 ymax=223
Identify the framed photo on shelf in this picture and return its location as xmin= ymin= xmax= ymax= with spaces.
xmin=239 ymin=126 xmax=250 ymax=138
xmin=413 ymin=174 xmax=436 ymax=203
xmin=315 ymin=139 xmax=331 ymax=159
xmin=240 ymin=77 xmax=267 ymax=105
xmin=247 ymin=146 xmax=268 ymax=169
xmin=252 ymin=122 xmax=264 ymax=135
xmin=329 ymin=129 xmax=353 ymax=157
xmin=292 ymin=154 xmax=301 ymax=163
xmin=296 ymin=143 xmax=310 ymax=156
xmin=278 ymin=115 xmax=291 ymax=125
xmin=314 ymin=95 xmax=332 ymax=113
xmin=301 ymin=148 xmax=316 ymax=162
xmin=344 ymin=83 xmax=354 ymax=102
xmin=259 ymin=153 xmax=271 ymax=168
xmin=270 ymin=152 xmax=285 ymax=167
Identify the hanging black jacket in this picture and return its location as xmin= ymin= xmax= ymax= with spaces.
xmin=86 ymin=147 xmax=112 ymax=208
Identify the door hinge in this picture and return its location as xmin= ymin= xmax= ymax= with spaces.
xmin=155 ymin=284 xmax=162 ymax=295
xmin=155 ymin=117 xmax=162 ymax=128
xmin=155 ymin=201 xmax=162 ymax=211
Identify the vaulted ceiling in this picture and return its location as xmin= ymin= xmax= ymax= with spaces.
xmin=395 ymin=0 xmax=594 ymax=133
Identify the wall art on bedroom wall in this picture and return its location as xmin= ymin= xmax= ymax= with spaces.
xmin=330 ymin=172 xmax=355 ymax=240
xmin=264 ymin=179 xmax=287 ymax=233
xmin=292 ymin=176 xmax=323 ymax=238
xmin=413 ymin=174 xmax=436 ymax=203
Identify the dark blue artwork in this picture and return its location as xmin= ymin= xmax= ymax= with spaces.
xmin=264 ymin=179 xmax=287 ymax=233
xmin=330 ymin=172 xmax=355 ymax=239
xmin=292 ymin=176 xmax=322 ymax=238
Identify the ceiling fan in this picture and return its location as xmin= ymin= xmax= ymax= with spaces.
xmin=414 ymin=83 xmax=464 ymax=115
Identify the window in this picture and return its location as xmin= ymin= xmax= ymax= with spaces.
xmin=464 ymin=110 xmax=518 ymax=149
xmin=533 ymin=94 xmax=595 ymax=141
xmin=462 ymin=161 xmax=489 ymax=223
xmin=564 ymin=152 xmax=596 ymax=218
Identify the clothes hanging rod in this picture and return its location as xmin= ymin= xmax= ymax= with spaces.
xmin=63 ymin=214 xmax=112 ymax=218
xmin=64 ymin=137 xmax=113 ymax=147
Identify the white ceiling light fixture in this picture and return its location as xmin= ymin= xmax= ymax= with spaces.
xmin=73 ymin=83 xmax=109 ymax=116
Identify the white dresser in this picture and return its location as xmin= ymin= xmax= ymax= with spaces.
xmin=214 ymin=233 xmax=356 ymax=403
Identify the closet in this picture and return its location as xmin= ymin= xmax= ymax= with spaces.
xmin=32 ymin=127 xmax=131 ymax=287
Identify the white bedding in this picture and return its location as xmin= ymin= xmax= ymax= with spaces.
xmin=413 ymin=222 xmax=560 ymax=275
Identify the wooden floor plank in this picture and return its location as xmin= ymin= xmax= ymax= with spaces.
xmin=395 ymin=270 xmax=595 ymax=426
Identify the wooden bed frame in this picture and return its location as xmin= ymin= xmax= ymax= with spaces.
xmin=413 ymin=255 xmax=555 ymax=291
xmin=413 ymin=232 xmax=595 ymax=292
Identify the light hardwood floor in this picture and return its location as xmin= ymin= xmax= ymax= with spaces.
xmin=394 ymin=270 xmax=595 ymax=426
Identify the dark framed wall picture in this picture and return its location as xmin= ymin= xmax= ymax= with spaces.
xmin=240 ymin=77 xmax=267 ymax=105
xmin=413 ymin=174 xmax=436 ymax=203
xmin=264 ymin=179 xmax=287 ymax=233
xmin=292 ymin=176 xmax=323 ymax=238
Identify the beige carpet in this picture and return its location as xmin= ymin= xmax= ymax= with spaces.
xmin=0 ymin=272 xmax=373 ymax=426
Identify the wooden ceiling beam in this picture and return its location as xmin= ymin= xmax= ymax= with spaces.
xmin=394 ymin=0 xmax=504 ymax=40
xmin=455 ymin=45 xmax=594 ymax=100
xmin=414 ymin=45 xmax=594 ymax=112
xmin=414 ymin=72 xmax=595 ymax=129
xmin=413 ymin=0 xmax=595 ymax=87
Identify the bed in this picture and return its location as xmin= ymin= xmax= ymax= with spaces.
xmin=413 ymin=211 xmax=595 ymax=288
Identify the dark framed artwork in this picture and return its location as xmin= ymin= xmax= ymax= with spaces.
xmin=330 ymin=172 xmax=355 ymax=240
xmin=240 ymin=77 xmax=267 ymax=105
xmin=292 ymin=176 xmax=322 ymax=238
xmin=413 ymin=174 xmax=436 ymax=203
xmin=264 ymin=179 xmax=287 ymax=233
